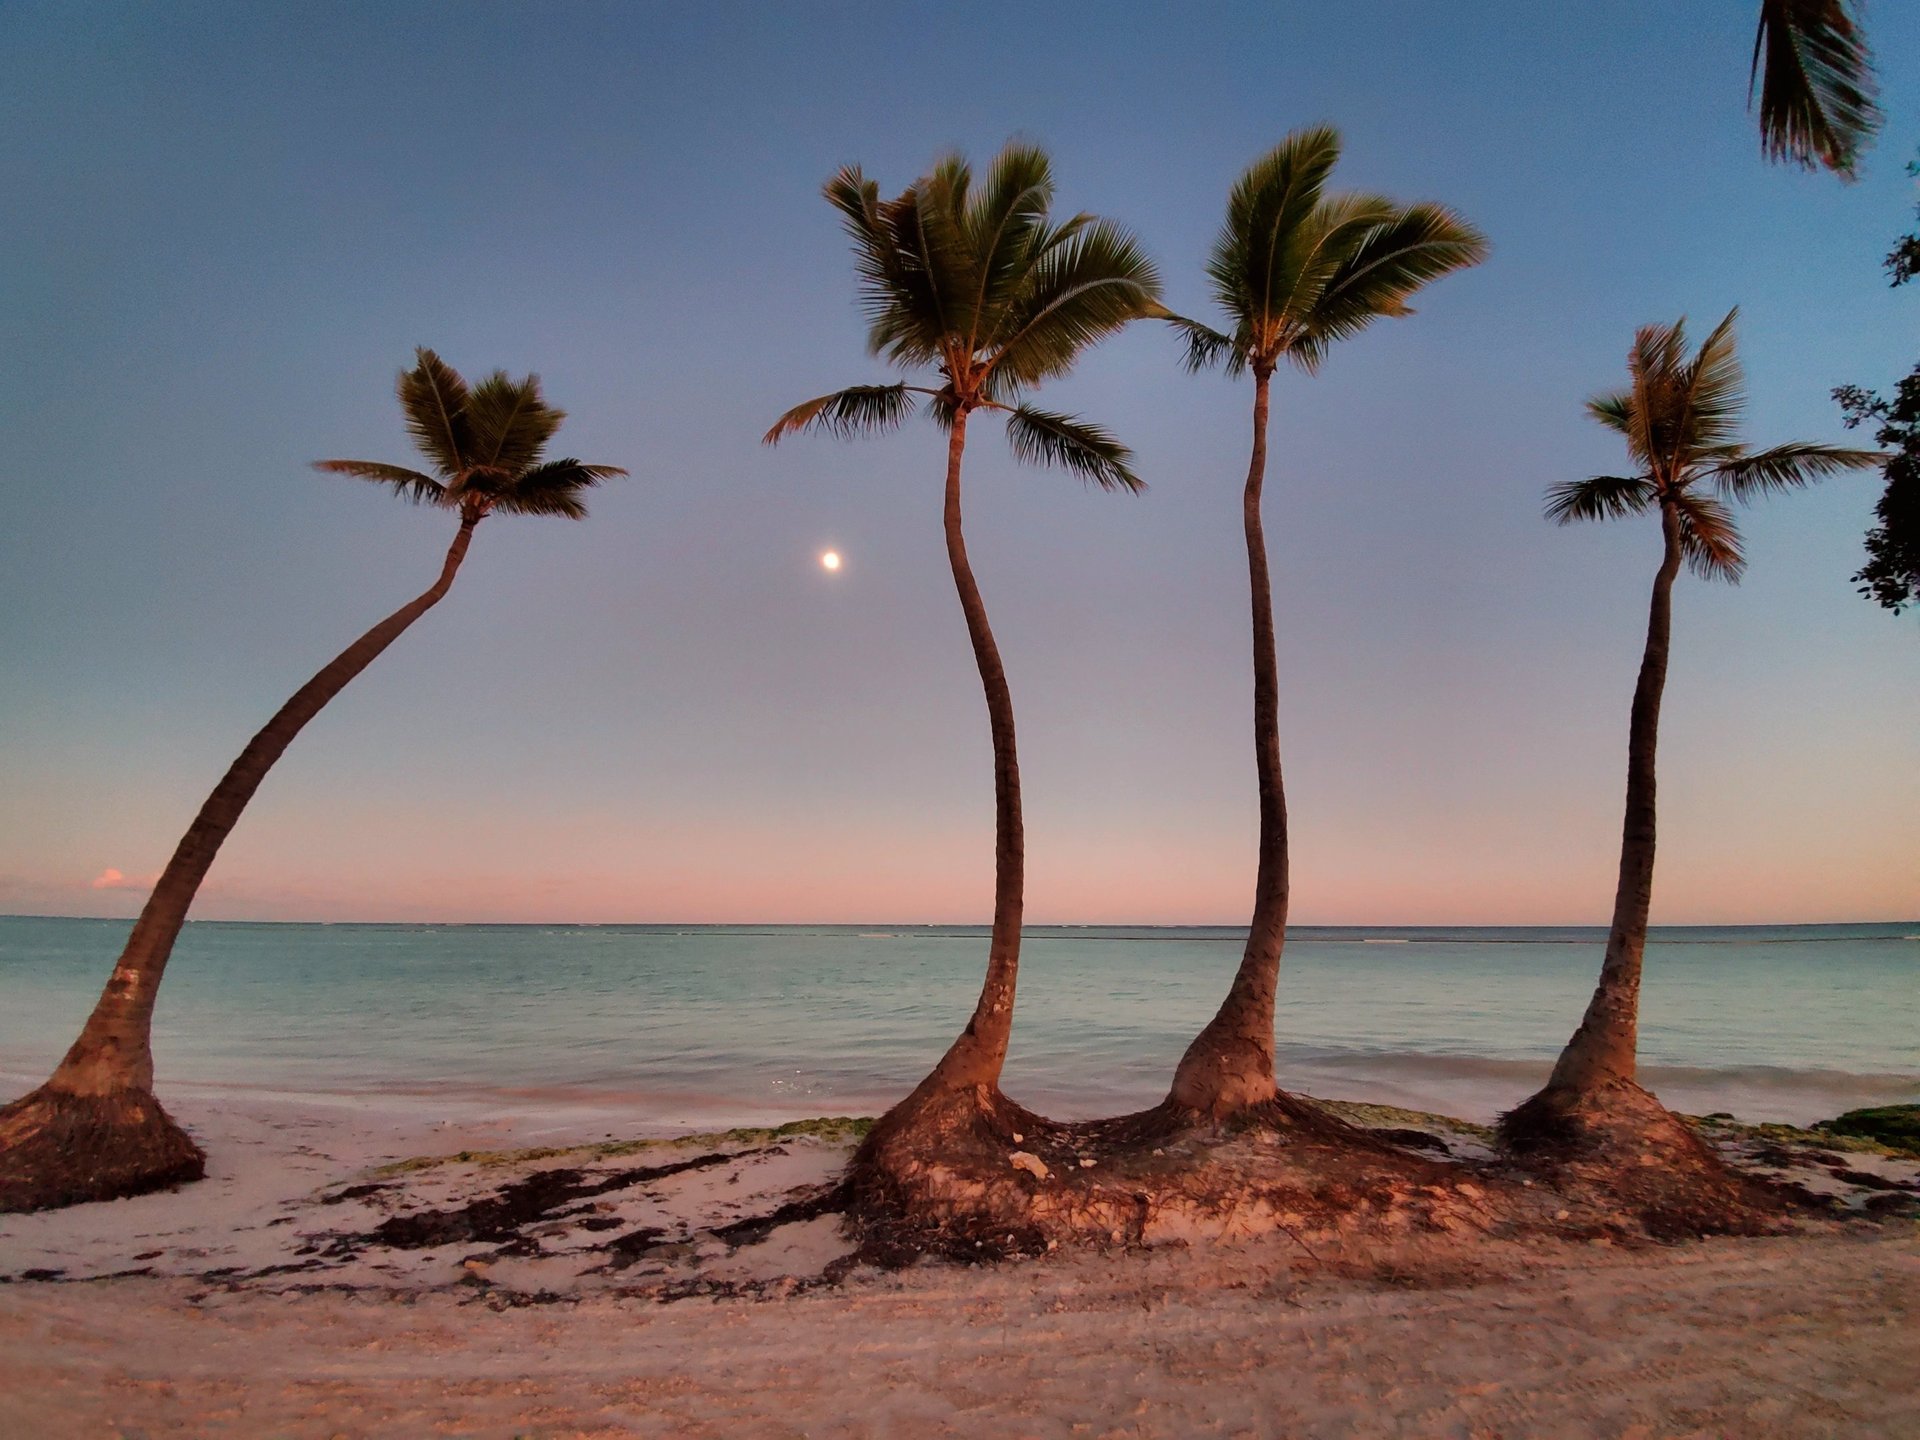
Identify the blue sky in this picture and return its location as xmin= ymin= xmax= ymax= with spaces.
xmin=1 ymin=1 xmax=1915 ymax=923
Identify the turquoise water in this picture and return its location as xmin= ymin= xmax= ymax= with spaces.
xmin=0 ymin=917 xmax=1913 ymax=1126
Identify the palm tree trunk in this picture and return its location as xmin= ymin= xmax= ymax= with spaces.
xmin=1170 ymin=366 xmax=1286 ymax=1117
xmin=921 ymin=409 xmax=1025 ymax=1093
xmin=1548 ymin=501 xmax=1683 ymax=1092
xmin=0 ymin=513 xmax=479 ymax=1211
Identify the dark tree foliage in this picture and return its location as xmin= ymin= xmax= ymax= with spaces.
xmin=1884 ymin=152 xmax=1919 ymax=287
xmin=1831 ymin=151 xmax=1919 ymax=614
xmin=1835 ymin=374 xmax=1920 ymax=613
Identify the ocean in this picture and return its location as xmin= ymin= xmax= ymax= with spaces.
xmin=1 ymin=917 xmax=1912 ymax=1129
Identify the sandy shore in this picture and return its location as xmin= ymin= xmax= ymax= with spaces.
xmin=2 ymin=1091 xmax=1916 ymax=1437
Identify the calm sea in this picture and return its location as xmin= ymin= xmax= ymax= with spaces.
xmin=0 ymin=917 xmax=1913 ymax=1128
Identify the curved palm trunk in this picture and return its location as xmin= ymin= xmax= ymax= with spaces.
xmin=917 ymin=409 xmax=1025 ymax=1095
xmin=1170 ymin=367 xmax=1287 ymax=1117
xmin=0 ymin=513 xmax=479 ymax=1212
xmin=1547 ymin=502 xmax=1683 ymax=1093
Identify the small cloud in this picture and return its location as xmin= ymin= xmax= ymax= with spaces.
xmin=91 ymin=868 xmax=156 ymax=892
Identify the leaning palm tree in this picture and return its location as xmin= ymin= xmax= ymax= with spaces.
xmin=1750 ymin=0 xmax=1880 ymax=177
xmin=0 ymin=349 xmax=623 ymax=1213
xmin=1498 ymin=312 xmax=1878 ymax=1214
xmin=1161 ymin=127 xmax=1485 ymax=1119
xmin=765 ymin=142 xmax=1159 ymax=1171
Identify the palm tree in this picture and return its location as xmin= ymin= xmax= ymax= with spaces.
xmin=0 ymin=349 xmax=624 ymax=1213
xmin=1499 ymin=311 xmax=1878 ymax=1167
xmin=1750 ymin=0 xmax=1880 ymax=177
xmin=765 ymin=142 xmax=1159 ymax=1151
xmin=1160 ymin=127 xmax=1485 ymax=1118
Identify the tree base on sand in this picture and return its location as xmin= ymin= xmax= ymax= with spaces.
xmin=0 ymin=1085 xmax=205 ymax=1214
xmin=844 ymin=1083 xmax=1537 ymax=1263
xmin=1497 ymin=1075 xmax=1792 ymax=1238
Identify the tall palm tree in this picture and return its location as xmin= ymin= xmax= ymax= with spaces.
xmin=1751 ymin=0 xmax=1880 ymax=177
xmin=0 ymin=349 xmax=623 ymax=1213
xmin=1500 ymin=312 xmax=1878 ymax=1158
xmin=1161 ymin=127 xmax=1485 ymax=1119
xmin=765 ymin=142 xmax=1159 ymax=1141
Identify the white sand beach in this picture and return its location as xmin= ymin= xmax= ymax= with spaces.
xmin=2 ymin=1090 xmax=1915 ymax=1437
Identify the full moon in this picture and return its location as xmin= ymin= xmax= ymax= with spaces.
xmin=820 ymin=550 xmax=842 ymax=572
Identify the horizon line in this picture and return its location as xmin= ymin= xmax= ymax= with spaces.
xmin=6 ymin=912 xmax=1915 ymax=932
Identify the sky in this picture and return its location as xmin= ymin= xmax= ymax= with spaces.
xmin=1 ymin=1 xmax=1915 ymax=927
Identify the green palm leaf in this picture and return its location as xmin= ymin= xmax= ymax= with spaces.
xmin=397 ymin=348 xmax=472 ymax=477
xmin=763 ymin=384 xmax=921 ymax=444
xmin=1672 ymin=489 xmax=1747 ymax=582
xmin=465 ymin=371 xmax=564 ymax=475
xmin=491 ymin=460 xmax=628 ymax=520
xmin=1001 ymin=405 xmax=1142 ymax=492
xmin=1710 ymin=440 xmax=1884 ymax=499
xmin=990 ymin=219 xmax=1160 ymax=387
xmin=1752 ymin=0 xmax=1881 ymax=178
xmin=310 ymin=459 xmax=452 ymax=507
xmin=1544 ymin=475 xmax=1658 ymax=524
xmin=1290 ymin=200 xmax=1489 ymax=371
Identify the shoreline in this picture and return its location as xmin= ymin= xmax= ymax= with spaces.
xmin=6 ymin=1048 xmax=1913 ymax=1135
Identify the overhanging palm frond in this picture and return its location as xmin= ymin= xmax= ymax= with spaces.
xmin=1002 ymin=405 xmax=1142 ymax=492
xmin=762 ymin=384 xmax=920 ymax=445
xmin=1751 ymin=0 xmax=1881 ymax=178
xmin=397 ymin=348 xmax=472 ymax=477
xmin=1672 ymin=490 xmax=1747 ymax=582
xmin=1710 ymin=439 xmax=1884 ymax=499
xmin=1544 ymin=475 xmax=1658 ymax=524
xmin=491 ymin=460 xmax=628 ymax=520
xmin=465 ymin=372 xmax=564 ymax=475
xmin=311 ymin=459 xmax=452 ymax=507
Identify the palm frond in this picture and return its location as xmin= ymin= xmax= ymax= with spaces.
xmin=1752 ymin=0 xmax=1881 ymax=178
xmin=1582 ymin=389 xmax=1628 ymax=439
xmin=1672 ymin=490 xmax=1747 ymax=582
xmin=1673 ymin=309 xmax=1745 ymax=455
xmin=311 ymin=459 xmax=452 ymax=507
xmin=491 ymin=460 xmax=628 ymax=520
xmin=1290 ymin=199 xmax=1487 ymax=371
xmin=1624 ymin=318 xmax=1693 ymax=471
xmin=964 ymin=141 xmax=1054 ymax=351
xmin=990 ymin=218 xmax=1161 ymax=386
xmin=397 ymin=348 xmax=472 ymax=476
xmin=1154 ymin=308 xmax=1243 ymax=375
xmin=1208 ymin=125 xmax=1344 ymax=335
xmin=1544 ymin=474 xmax=1658 ymax=524
xmin=763 ymin=384 xmax=919 ymax=444
xmin=1002 ymin=405 xmax=1142 ymax=492
xmin=1710 ymin=439 xmax=1884 ymax=499
xmin=465 ymin=371 xmax=563 ymax=475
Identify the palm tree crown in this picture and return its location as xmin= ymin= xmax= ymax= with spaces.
xmin=1546 ymin=311 xmax=1880 ymax=577
xmin=763 ymin=142 xmax=1162 ymax=487
xmin=1751 ymin=0 xmax=1881 ymax=178
xmin=316 ymin=349 xmax=626 ymax=519
xmin=1169 ymin=126 xmax=1487 ymax=377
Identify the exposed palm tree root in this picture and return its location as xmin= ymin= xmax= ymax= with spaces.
xmin=845 ymin=1083 xmax=1552 ymax=1265
xmin=1497 ymin=1077 xmax=1797 ymax=1239
xmin=0 ymin=1085 xmax=205 ymax=1214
